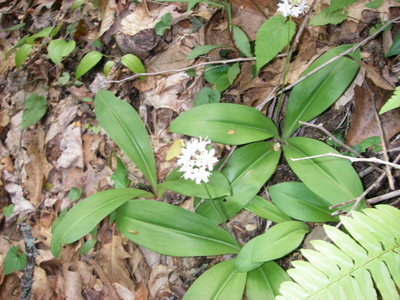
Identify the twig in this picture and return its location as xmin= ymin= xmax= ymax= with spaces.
xmin=256 ymin=0 xmax=318 ymax=111
xmin=373 ymin=97 xmax=395 ymax=189
xmin=367 ymin=189 xmax=400 ymax=204
xmin=21 ymin=223 xmax=37 ymax=300
xmin=291 ymin=152 xmax=400 ymax=169
xmin=330 ymin=152 xmax=400 ymax=210
xmin=105 ymin=57 xmax=256 ymax=83
xmin=298 ymin=121 xmax=384 ymax=173
xmin=258 ymin=15 xmax=400 ymax=106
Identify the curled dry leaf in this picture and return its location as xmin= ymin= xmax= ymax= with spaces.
xmin=56 ymin=122 xmax=84 ymax=169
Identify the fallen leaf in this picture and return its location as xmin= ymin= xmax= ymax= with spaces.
xmin=31 ymin=267 xmax=54 ymax=300
xmin=148 ymin=264 xmax=175 ymax=299
xmin=98 ymin=0 xmax=117 ymax=37
xmin=56 ymin=122 xmax=84 ymax=169
xmin=134 ymin=283 xmax=149 ymax=300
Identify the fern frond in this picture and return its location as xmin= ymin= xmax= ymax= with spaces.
xmin=276 ymin=205 xmax=400 ymax=300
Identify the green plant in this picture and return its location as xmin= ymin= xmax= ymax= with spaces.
xmin=277 ymin=205 xmax=400 ymax=300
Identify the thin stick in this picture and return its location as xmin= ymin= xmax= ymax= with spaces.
xmin=330 ymin=152 xmax=400 ymax=210
xmin=105 ymin=57 xmax=256 ymax=83
xmin=367 ymin=189 xmax=400 ymax=204
xmin=298 ymin=121 xmax=384 ymax=173
xmin=21 ymin=223 xmax=37 ymax=300
xmin=258 ymin=15 xmax=400 ymax=106
xmin=291 ymin=152 xmax=400 ymax=169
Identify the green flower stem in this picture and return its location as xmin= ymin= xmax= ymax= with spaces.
xmin=202 ymin=182 xmax=236 ymax=239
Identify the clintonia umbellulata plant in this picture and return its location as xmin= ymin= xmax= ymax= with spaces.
xmin=49 ymin=7 xmax=385 ymax=300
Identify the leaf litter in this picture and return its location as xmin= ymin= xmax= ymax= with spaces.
xmin=0 ymin=0 xmax=400 ymax=299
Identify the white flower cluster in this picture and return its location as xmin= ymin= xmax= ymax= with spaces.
xmin=177 ymin=137 xmax=219 ymax=185
xmin=277 ymin=0 xmax=308 ymax=18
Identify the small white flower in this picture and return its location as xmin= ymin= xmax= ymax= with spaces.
xmin=277 ymin=0 xmax=308 ymax=18
xmin=177 ymin=137 xmax=219 ymax=184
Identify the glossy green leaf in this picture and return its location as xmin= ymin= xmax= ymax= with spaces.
xmin=160 ymin=169 xmax=231 ymax=199
xmin=227 ymin=63 xmax=240 ymax=84
xmin=252 ymin=221 xmax=309 ymax=262
xmin=283 ymin=137 xmax=364 ymax=209
xmin=269 ymin=182 xmax=338 ymax=222
xmin=246 ymin=262 xmax=291 ymax=300
xmin=2 ymin=204 xmax=14 ymax=217
xmin=255 ymin=15 xmax=296 ymax=73
xmin=195 ymin=142 xmax=281 ymax=223
xmin=282 ymin=45 xmax=360 ymax=138
xmin=221 ymin=142 xmax=281 ymax=218
xmin=3 ymin=246 xmax=27 ymax=275
xmin=245 ymin=196 xmax=291 ymax=223
xmin=386 ymin=31 xmax=400 ymax=57
xmin=67 ymin=187 xmax=82 ymax=202
xmin=25 ymin=26 xmax=55 ymax=44
xmin=186 ymin=45 xmax=223 ymax=60
xmin=236 ymin=221 xmax=309 ymax=271
xmin=21 ymin=94 xmax=47 ymax=130
xmin=95 ymin=90 xmax=157 ymax=190
xmin=203 ymin=64 xmax=232 ymax=92
xmin=47 ymin=39 xmax=76 ymax=65
xmin=169 ymin=103 xmax=278 ymax=145
xmin=79 ymin=238 xmax=97 ymax=254
xmin=193 ymin=87 xmax=220 ymax=107
xmin=116 ymin=200 xmax=240 ymax=256
xmin=103 ymin=60 xmax=115 ymax=77
xmin=183 ymin=259 xmax=247 ymax=300
xmin=379 ymin=86 xmax=400 ymax=114
xmin=75 ymin=50 xmax=103 ymax=79
xmin=51 ymin=188 xmax=152 ymax=257
xmin=155 ymin=13 xmax=172 ymax=35
xmin=233 ymin=25 xmax=252 ymax=57
xmin=111 ymin=156 xmax=130 ymax=189
xmin=15 ymin=44 xmax=32 ymax=67
xmin=120 ymin=54 xmax=145 ymax=74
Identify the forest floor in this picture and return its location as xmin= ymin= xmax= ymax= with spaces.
xmin=1 ymin=0 xmax=400 ymax=299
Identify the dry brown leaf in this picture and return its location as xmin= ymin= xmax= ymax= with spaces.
xmin=62 ymin=264 xmax=85 ymax=300
xmin=56 ymin=122 xmax=84 ymax=169
xmin=361 ymin=62 xmax=396 ymax=91
xmin=31 ymin=267 xmax=54 ymax=300
xmin=22 ymin=127 xmax=51 ymax=207
xmin=134 ymin=282 xmax=149 ymax=300
xmin=114 ymin=282 xmax=135 ymax=300
xmin=347 ymin=0 xmax=400 ymax=20
xmin=99 ymin=0 xmax=117 ymax=37
xmin=346 ymin=84 xmax=400 ymax=145
xmin=148 ymin=264 xmax=175 ymax=299
xmin=97 ymin=235 xmax=136 ymax=292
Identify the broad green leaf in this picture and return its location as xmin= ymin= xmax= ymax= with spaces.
xmin=21 ymin=94 xmax=47 ymax=129
xmin=111 ymin=156 xmax=130 ymax=189
xmin=155 ymin=13 xmax=172 ymax=35
xmin=47 ymin=39 xmax=76 ymax=65
xmin=1 ymin=22 xmax=25 ymax=32
xmin=169 ymin=103 xmax=278 ymax=145
xmin=25 ymin=26 xmax=54 ymax=44
xmin=283 ymin=137 xmax=364 ymax=209
xmin=160 ymin=169 xmax=231 ymax=199
xmin=120 ymin=54 xmax=145 ymax=74
xmin=15 ymin=44 xmax=32 ymax=67
xmin=67 ymin=187 xmax=83 ymax=202
xmin=3 ymin=246 xmax=27 ymax=275
xmin=116 ymin=200 xmax=240 ymax=256
xmin=221 ymin=142 xmax=281 ymax=218
xmin=193 ymin=87 xmax=220 ymax=107
xmin=79 ymin=238 xmax=97 ymax=254
xmin=95 ymin=90 xmax=157 ymax=190
xmin=246 ymin=262 xmax=291 ymax=300
xmin=255 ymin=15 xmax=296 ymax=73
xmin=269 ymin=182 xmax=338 ymax=222
xmin=252 ymin=221 xmax=309 ymax=262
xmin=379 ymin=86 xmax=400 ymax=114
xmin=186 ymin=45 xmax=223 ymax=60
xmin=282 ymin=45 xmax=360 ymax=138
xmin=75 ymin=50 xmax=103 ymax=79
xmin=2 ymin=204 xmax=14 ymax=217
xmin=309 ymin=9 xmax=348 ymax=26
xmin=51 ymin=188 xmax=152 ymax=257
xmin=245 ymin=196 xmax=291 ymax=223
xmin=183 ymin=259 xmax=246 ymax=300
xmin=386 ymin=31 xmax=400 ymax=57
xmin=71 ymin=0 xmax=86 ymax=10
xmin=227 ymin=63 xmax=240 ymax=84
xmin=236 ymin=221 xmax=309 ymax=271
xmin=203 ymin=64 xmax=232 ymax=92
xmin=232 ymin=25 xmax=252 ymax=57
xmin=103 ymin=60 xmax=115 ymax=77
